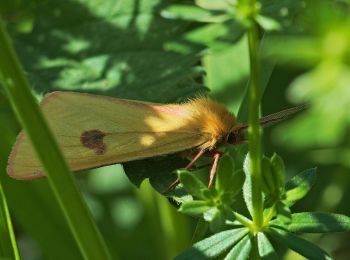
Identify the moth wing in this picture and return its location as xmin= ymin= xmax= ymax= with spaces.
xmin=7 ymin=91 xmax=209 ymax=180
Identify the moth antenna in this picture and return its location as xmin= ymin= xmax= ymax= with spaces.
xmin=236 ymin=104 xmax=308 ymax=131
xmin=259 ymin=103 xmax=308 ymax=128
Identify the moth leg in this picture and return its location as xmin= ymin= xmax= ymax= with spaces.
xmin=164 ymin=149 xmax=206 ymax=193
xmin=208 ymin=151 xmax=222 ymax=188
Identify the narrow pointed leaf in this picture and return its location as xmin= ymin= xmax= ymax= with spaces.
xmin=267 ymin=227 xmax=332 ymax=260
xmin=216 ymin=155 xmax=235 ymax=192
xmin=261 ymin=156 xmax=274 ymax=195
xmin=284 ymin=168 xmax=317 ymax=206
xmin=243 ymin=153 xmax=253 ymax=216
xmin=270 ymin=212 xmax=350 ymax=233
xmin=270 ymin=153 xmax=285 ymax=190
xmin=224 ymin=234 xmax=252 ymax=260
xmin=276 ymin=202 xmax=291 ymax=224
xmin=257 ymin=232 xmax=278 ymax=260
xmin=178 ymin=170 xmax=208 ymax=199
xmin=175 ymin=228 xmax=249 ymax=259
xmin=179 ymin=200 xmax=213 ymax=216
xmin=255 ymin=15 xmax=281 ymax=31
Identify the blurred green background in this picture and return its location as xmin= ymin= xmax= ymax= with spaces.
xmin=1 ymin=0 xmax=350 ymax=259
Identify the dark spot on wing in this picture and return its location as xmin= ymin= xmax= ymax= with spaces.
xmin=80 ymin=129 xmax=106 ymax=155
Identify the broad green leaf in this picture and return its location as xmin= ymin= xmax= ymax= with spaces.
xmin=175 ymin=228 xmax=249 ymax=259
xmin=166 ymin=20 xmax=245 ymax=54
xmin=270 ymin=212 xmax=350 ymax=233
xmin=125 ymin=155 xmax=189 ymax=189
xmin=224 ymin=234 xmax=252 ymax=260
xmin=267 ymin=227 xmax=332 ymax=260
xmin=257 ymin=232 xmax=278 ymax=260
xmin=179 ymin=200 xmax=212 ymax=216
xmin=284 ymin=168 xmax=317 ymax=206
xmin=12 ymin=1 xmax=206 ymax=102
xmin=178 ymin=170 xmax=208 ymax=199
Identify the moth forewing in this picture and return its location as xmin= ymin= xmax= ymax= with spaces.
xmin=7 ymin=92 xmax=235 ymax=180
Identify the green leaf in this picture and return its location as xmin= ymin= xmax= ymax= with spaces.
xmin=175 ymin=228 xmax=249 ymax=259
xmin=242 ymin=153 xmax=252 ymax=217
xmin=216 ymin=156 xmax=245 ymax=197
xmin=257 ymin=232 xmax=278 ymax=260
xmin=267 ymin=227 xmax=332 ymax=260
xmin=261 ymin=156 xmax=275 ymax=196
xmin=216 ymin=155 xmax=234 ymax=191
xmin=161 ymin=5 xmax=229 ymax=23
xmin=206 ymin=208 xmax=227 ymax=232
xmin=192 ymin=219 xmax=209 ymax=243
xmin=275 ymin=201 xmax=291 ymax=224
xmin=270 ymin=153 xmax=285 ymax=190
xmin=255 ymin=15 xmax=281 ymax=31
xmin=231 ymin=170 xmax=245 ymax=196
xmin=178 ymin=170 xmax=208 ymax=199
xmin=224 ymin=234 xmax=252 ymax=260
xmin=270 ymin=212 xmax=350 ymax=233
xmin=284 ymin=168 xmax=317 ymax=206
xmin=179 ymin=200 xmax=212 ymax=216
xmin=195 ymin=0 xmax=230 ymax=11
xmin=166 ymin=19 xmax=245 ymax=54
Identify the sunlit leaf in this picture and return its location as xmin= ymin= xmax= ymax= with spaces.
xmin=176 ymin=228 xmax=249 ymax=259
xmin=224 ymin=234 xmax=252 ymax=260
xmin=271 ymin=212 xmax=350 ymax=233
xmin=179 ymin=200 xmax=212 ymax=216
xmin=257 ymin=232 xmax=278 ymax=260
xmin=284 ymin=168 xmax=317 ymax=206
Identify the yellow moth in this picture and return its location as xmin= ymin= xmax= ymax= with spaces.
xmin=7 ymin=91 xmax=304 ymax=189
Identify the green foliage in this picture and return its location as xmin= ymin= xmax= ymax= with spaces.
xmin=178 ymin=156 xmax=245 ymax=232
xmin=1 ymin=0 xmax=350 ymax=259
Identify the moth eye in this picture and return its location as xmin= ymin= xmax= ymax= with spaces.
xmin=226 ymin=132 xmax=237 ymax=144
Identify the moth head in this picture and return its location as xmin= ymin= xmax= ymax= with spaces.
xmin=226 ymin=124 xmax=247 ymax=145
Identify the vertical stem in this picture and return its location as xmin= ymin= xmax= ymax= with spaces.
xmin=247 ymin=15 xmax=263 ymax=228
xmin=0 ymin=182 xmax=20 ymax=260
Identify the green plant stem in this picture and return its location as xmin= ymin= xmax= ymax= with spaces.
xmin=247 ymin=17 xmax=263 ymax=229
xmin=0 ymin=182 xmax=20 ymax=260
xmin=0 ymin=20 xmax=112 ymax=260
